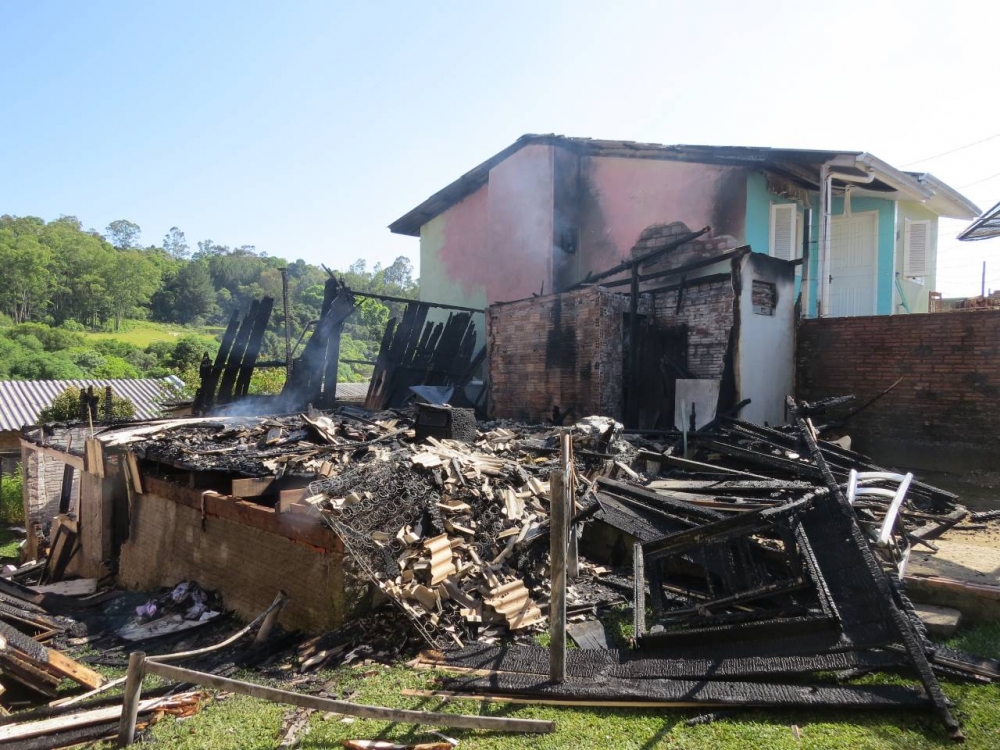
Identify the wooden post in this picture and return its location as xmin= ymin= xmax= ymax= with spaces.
xmin=627 ymin=264 xmax=640 ymax=426
xmin=549 ymin=432 xmax=571 ymax=683
xmin=253 ymin=591 xmax=288 ymax=643
xmin=116 ymin=651 xmax=146 ymax=747
xmin=281 ymin=267 xmax=292 ymax=381
xmin=633 ymin=543 xmax=645 ymax=640
xmin=567 ymin=440 xmax=579 ymax=579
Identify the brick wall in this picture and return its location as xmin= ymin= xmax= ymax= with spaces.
xmin=649 ymin=278 xmax=736 ymax=379
xmin=632 ymin=221 xmax=739 ymax=274
xmin=488 ymin=286 xmax=631 ymax=422
xmin=797 ymin=311 xmax=1000 ymax=469
xmin=118 ymin=490 xmax=363 ymax=632
xmin=21 ymin=428 xmax=87 ymax=530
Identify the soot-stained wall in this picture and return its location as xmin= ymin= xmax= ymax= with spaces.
xmin=573 ymin=156 xmax=747 ymax=287
xmin=487 ymin=287 xmax=630 ymax=422
xmin=419 ymin=145 xmax=750 ymax=313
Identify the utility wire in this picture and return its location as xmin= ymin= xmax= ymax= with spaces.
xmin=900 ymin=131 xmax=1000 ymax=167
xmin=958 ymin=171 xmax=1000 ymax=189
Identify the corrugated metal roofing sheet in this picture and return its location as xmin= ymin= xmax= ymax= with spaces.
xmin=0 ymin=376 xmax=185 ymax=431
xmin=335 ymin=382 xmax=370 ymax=401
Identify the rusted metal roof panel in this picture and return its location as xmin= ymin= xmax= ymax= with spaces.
xmin=0 ymin=376 xmax=185 ymax=431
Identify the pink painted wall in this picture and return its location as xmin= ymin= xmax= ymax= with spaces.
xmin=574 ymin=156 xmax=747 ymax=283
xmin=420 ymin=183 xmax=489 ymax=310
xmin=486 ymin=144 xmax=555 ymax=302
xmin=419 ymin=145 xmax=748 ymax=309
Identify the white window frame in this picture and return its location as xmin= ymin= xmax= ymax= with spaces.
xmin=769 ymin=202 xmax=798 ymax=261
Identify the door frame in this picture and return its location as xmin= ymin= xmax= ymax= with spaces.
xmin=830 ymin=209 xmax=880 ymax=317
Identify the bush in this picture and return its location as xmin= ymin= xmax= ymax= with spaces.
xmin=0 ymin=465 xmax=24 ymax=524
xmin=9 ymin=352 xmax=86 ymax=379
xmin=37 ymin=386 xmax=137 ymax=423
xmin=94 ymin=355 xmax=140 ymax=379
xmin=8 ymin=323 xmax=86 ymax=352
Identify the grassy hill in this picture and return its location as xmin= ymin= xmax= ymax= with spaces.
xmin=81 ymin=320 xmax=221 ymax=350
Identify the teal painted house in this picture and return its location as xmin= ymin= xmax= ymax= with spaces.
xmin=391 ymin=135 xmax=979 ymax=317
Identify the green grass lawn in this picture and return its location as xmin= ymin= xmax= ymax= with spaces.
xmin=98 ymin=623 xmax=1000 ymax=750
xmin=81 ymin=320 xmax=221 ymax=350
xmin=0 ymin=524 xmax=21 ymax=560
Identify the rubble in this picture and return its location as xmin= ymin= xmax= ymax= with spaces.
xmin=9 ymin=392 xmax=1000 ymax=742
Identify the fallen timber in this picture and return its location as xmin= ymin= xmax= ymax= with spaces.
xmin=11 ymin=398 xmax=997 ymax=742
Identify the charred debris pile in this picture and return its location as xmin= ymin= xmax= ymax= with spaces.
xmin=9 ymin=395 xmax=998 ymax=741
xmin=93 ymin=394 xmax=999 ymax=738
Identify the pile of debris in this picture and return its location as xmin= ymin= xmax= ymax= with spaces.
xmin=306 ymin=418 xmax=631 ymax=648
xmin=105 ymin=409 xmax=407 ymax=483
xmin=19 ymin=394 xmax=997 ymax=741
xmin=305 ymin=397 xmax=993 ymax=740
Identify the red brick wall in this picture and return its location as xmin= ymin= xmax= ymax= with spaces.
xmin=797 ymin=311 xmax=1000 ymax=466
xmin=487 ymin=287 xmax=630 ymax=422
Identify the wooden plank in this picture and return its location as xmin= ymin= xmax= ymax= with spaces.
xmin=42 ymin=518 xmax=78 ymax=585
xmin=0 ymin=620 xmax=105 ymax=690
xmin=139 ymin=659 xmax=555 ymax=735
xmin=30 ymin=579 xmax=98 ymax=597
xmin=45 ymin=649 xmax=106 ymax=689
xmin=401 ymin=688 xmax=715 ymax=709
xmin=18 ymin=441 xmax=83 ymax=471
xmin=229 ymin=476 xmax=275 ymax=498
xmin=234 ymin=296 xmax=275 ymax=398
xmin=0 ymin=653 xmax=62 ymax=697
xmin=0 ymin=696 xmax=171 ymax=741
xmin=58 ymin=464 xmax=75 ymax=515
xmin=84 ymin=438 xmax=105 ymax=478
xmin=216 ymin=301 xmax=259 ymax=405
xmin=125 ymin=452 xmax=144 ymax=495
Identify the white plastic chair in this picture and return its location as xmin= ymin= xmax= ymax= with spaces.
xmin=846 ymin=469 xmax=915 ymax=575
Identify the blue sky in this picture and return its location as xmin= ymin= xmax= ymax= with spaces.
xmin=2 ymin=0 xmax=998 ymax=295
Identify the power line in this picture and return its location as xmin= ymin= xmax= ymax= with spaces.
xmin=958 ymin=171 xmax=1000 ymax=189
xmin=900 ymin=131 xmax=1000 ymax=167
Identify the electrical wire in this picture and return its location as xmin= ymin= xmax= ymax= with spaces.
xmin=900 ymin=131 xmax=1000 ymax=168
xmin=958 ymin=171 xmax=1000 ymax=189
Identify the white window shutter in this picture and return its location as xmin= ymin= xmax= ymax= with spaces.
xmin=769 ymin=203 xmax=797 ymax=260
xmin=904 ymin=219 xmax=930 ymax=277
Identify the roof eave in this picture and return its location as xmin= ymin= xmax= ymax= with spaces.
xmin=910 ymin=173 xmax=981 ymax=220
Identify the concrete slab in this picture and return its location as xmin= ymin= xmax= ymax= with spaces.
xmin=906 ymin=536 xmax=1000 ymax=623
xmin=912 ymin=603 xmax=962 ymax=639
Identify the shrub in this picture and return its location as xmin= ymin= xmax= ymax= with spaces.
xmin=37 ymin=386 xmax=137 ymax=423
xmin=0 ymin=465 xmax=24 ymax=524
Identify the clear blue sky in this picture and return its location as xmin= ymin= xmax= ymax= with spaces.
xmin=2 ymin=0 xmax=998 ymax=295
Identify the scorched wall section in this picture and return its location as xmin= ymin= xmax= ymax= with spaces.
xmin=649 ymin=278 xmax=736 ymax=380
xmin=118 ymin=480 xmax=360 ymax=632
xmin=488 ymin=287 xmax=628 ymax=422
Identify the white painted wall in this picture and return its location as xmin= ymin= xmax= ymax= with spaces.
xmin=738 ymin=253 xmax=796 ymax=426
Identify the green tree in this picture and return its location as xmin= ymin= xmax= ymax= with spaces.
xmin=0 ymin=224 xmax=52 ymax=323
xmin=105 ymin=250 xmax=161 ymax=329
xmin=105 ymin=219 xmax=142 ymax=250
xmin=153 ymin=261 xmax=217 ymax=324
xmin=163 ymin=226 xmax=189 ymax=259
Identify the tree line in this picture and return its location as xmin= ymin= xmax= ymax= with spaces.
xmin=0 ymin=214 xmax=419 ymax=384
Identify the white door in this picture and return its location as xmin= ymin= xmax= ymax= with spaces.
xmin=829 ymin=210 xmax=878 ymax=317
